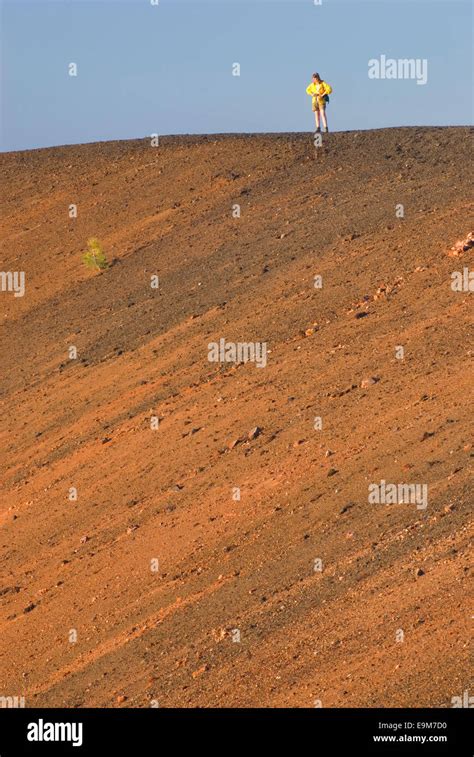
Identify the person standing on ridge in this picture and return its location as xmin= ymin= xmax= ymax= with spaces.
xmin=306 ymin=72 xmax=332 ymax=133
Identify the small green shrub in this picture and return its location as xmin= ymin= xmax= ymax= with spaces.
xmin=82 ymin=238 xmax=109 ymax=271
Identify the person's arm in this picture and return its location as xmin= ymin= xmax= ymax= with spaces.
xmin=306 ymin=84 xmax=314 ymax=95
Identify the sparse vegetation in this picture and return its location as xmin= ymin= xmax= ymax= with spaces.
xmin=82 ymin=238 xmax=109 ymax=271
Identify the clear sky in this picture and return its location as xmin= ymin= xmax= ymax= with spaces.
xmin=1 ymin=0 xmax=472 ymax=152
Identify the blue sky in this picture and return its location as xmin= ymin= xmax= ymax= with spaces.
xmin=1 ymin=0 xmax=472 ymax=152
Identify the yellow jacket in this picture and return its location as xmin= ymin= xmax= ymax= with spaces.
xmin=306 ymin=81 xmax=332 ymax=100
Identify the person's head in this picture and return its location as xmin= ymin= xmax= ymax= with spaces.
xmin=312 ymin=73 xmax=321 ymax=83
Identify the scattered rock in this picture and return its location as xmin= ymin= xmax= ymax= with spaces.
xmin=448 ymin=231 xmax=473 ymax=256
xmin=373 ymin=285 xmax=387 ymax=300
xmin=329 ymin=384 xmax=357 ymax=398
xmin=80 ymin=535 xmax=89 ymax=544
xmin=192 ymin=665 xmax=209 ymax=679
xmin=0 ymin=586 xmax=20 ymax=597
xmin=327 ymin=468 xmax=338 ymax=477
xmin=415 ymin=568 xmax=425 ymax=577
xmin=23 ymin=603 xmax=36 ymax=614
xmin=339 ymin=503 xmax=355 ymax=515
xmin=360 ymin=376 xmax=380 ymax=389
xmin=116 ymin=694 xmax=127 ymax=704
xmin=248 ymin=426 xmax=262 ymax=441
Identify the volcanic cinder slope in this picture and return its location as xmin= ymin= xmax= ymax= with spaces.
xmin=0 ymin=127 xmax=472 ymax=708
